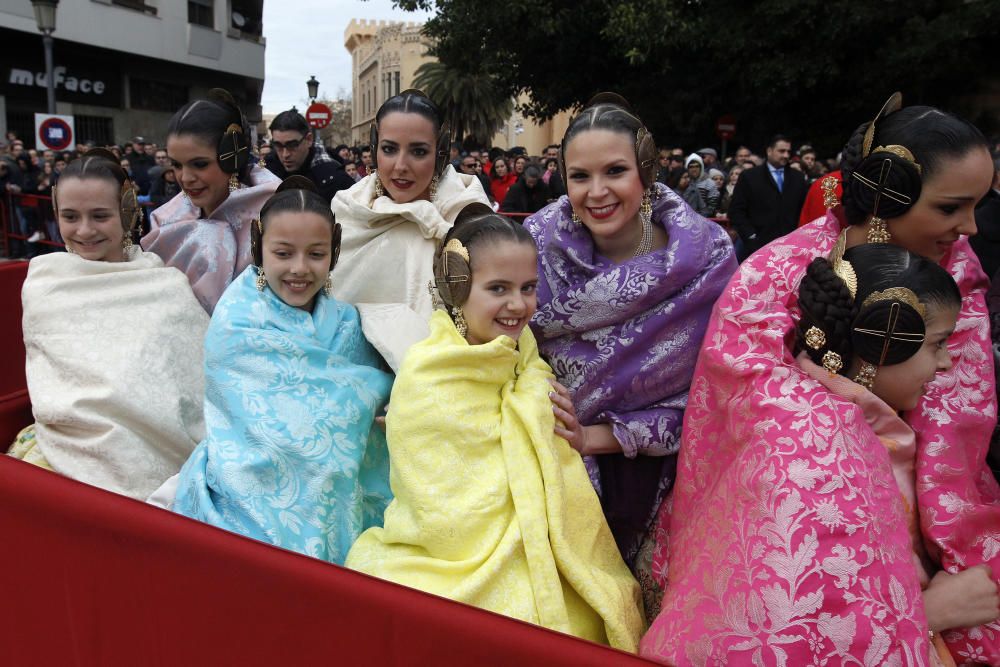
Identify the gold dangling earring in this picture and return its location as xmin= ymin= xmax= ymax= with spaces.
xmin=867 ymin=216 xmax=891 ymax=244
xmin=452 ymin=306 xmax=468 ymax=338
xmin=372 ymin=170 xmax=385 ymax=199
xmin=255 ymin=266 xmax=267 ymax=292
xmin=633 ymin=189 xmax=654 ymax=257
xmin=429 ymin=175 xmax=439 ymax=201
xmin=324 ymin=273 xmax=333 ymax=297
xmin=121 ymin=232 xmax=133 ymax=253
xmin=229 ymin=173 xmax=239 ymax=193
xmin=571 ymin=211 xmax=582 ymax=224
xmin=854 ymin=361 xmax=878 ymax=390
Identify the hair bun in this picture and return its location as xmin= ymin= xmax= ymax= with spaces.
xmin=850 ymin=298 xmax=926 ymax=366
xmin=276 ymin=175 xmax=319 ymax=194
xmin=845 ymin=151 xmax=922 ymax=220
xmin=585 ymin=92 xmax=634 ymax=112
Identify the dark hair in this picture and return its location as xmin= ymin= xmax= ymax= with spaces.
xmin=269 ymin=110 xmax=310 ymax=135
xmin=796 ymin=243 xmax=960 ymax=373
xmin=375 ymin=90 xmax=442 ymax=133
xmin=523 ymin=164 xmax=542 ymax=179
xmin=167 ymin=90 xmax=253 ymax=186
xmin=840 ymin=106 xmax=988 ymax=226
xmin=444 ymin=204 xmax=534 ymax=262
xmin=767 ymin=134 xmax=791 ymax=150
xmin=490 ymin=157 xmax=510 ymax=181
xmin=543 ymin=158 xmax=559 ymax=169
xmin=564 ymin=100 xmax=643 ymax=149
xmin=252 ymin=176 xmax=340 ymax=268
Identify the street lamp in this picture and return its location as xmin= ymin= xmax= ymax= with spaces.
xmin=31 ymin=0 xmax=59 ymax=115
xmin=306 ymin=75 xmax=319 ymax=102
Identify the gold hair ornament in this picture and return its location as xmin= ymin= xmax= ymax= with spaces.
xmin=822 ymin=351 xmax=843 ymax=374
xmin=821 ymin=175 xmax=840 ymax=209
xmin=828 ymin=232 xmax=858 ymax=299
xmin=805 ymin=326 xmax=827 ymax=351
xmin=861 ymin=288 xmax=927 ymax=318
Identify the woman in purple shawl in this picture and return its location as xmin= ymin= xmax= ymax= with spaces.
xmin=525 ymin=95 xmax=737 ymax=593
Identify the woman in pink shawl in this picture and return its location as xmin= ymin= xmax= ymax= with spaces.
xmin=141 ymin=89 xmax=278 ymax=313
xmin=642 ymin=96 xmax=1000 ymax=665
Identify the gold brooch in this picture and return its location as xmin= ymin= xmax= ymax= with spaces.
xmin=805 ymin=326 xmax=827 ymax=351
xmin=822 ymin=351 xmax=843 ymax=374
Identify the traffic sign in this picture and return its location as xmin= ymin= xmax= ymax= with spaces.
xmin=715 ymin=114 xmax=737 ymax=141
xmin=306 ymin=102 xmax=332 ymax=130
xmin=35 ymin=113 xmax=75 ymax=151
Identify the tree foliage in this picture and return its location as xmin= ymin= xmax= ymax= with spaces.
xmin=413 ymin=61 xmax=514 ymax=145
xmin=393 ymin=0 xmax=999 ymax=155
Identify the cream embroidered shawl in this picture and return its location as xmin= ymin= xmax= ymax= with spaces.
xmin=22 ymin=248 xmax=209 ymax=500
xmin=329 ymin=165 xmax=490 ymax=372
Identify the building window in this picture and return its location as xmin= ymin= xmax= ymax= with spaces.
xmin=230 ymin=0 xmax=262 ymax=38
xmin=188 ymin=0 xmax=213 ymax=28
xmin=130 ymin=78 xmax=189 ymax=112
xmin=111 ymin=0 xmax=158 ymax=15
xmin=394 ymin=72 xmax=400 ymax=96
xmin=75 ymin=115 xmax=115 ymax=146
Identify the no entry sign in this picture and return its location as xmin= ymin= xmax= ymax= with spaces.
xmin=306 ymin=102 xmax=332 ymax=130
xmin=715 ymin=114 xmax=737 ymax=141
xmin=35 ymin=113 xmax=75 ymax=151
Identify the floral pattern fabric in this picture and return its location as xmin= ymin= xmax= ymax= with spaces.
xmin=641 ymin=211 xmax=1000 ymax=666
xmin=141 ymin=166 xmax=279 ymax=314
xmin=174 ymin=266 xmax=393 ymax=565
xmin=345 ymin=311 xmax=644 ymax=651
xmin=524 ymin=183 xmax=737 ymax=565
xmin=19 ymin=248 xmax=208 ymax=500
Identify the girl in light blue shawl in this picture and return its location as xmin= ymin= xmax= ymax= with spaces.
xmin=174 ymin=177 xmax=393 ymax=564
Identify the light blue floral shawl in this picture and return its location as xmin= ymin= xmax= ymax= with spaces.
xmin=174 ymin=266 xmax=393 ymax=564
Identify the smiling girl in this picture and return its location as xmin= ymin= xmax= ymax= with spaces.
xmin=330 ymin=90 xmax=490 ymax=372
xmin=173 ymin=176 xmax=392 ymax=564
xmin=346 ymin=205 xmax=644 ymax=651
xmin=172 ymin=177 xmax=393 ymax=564
xmin=643 ymin=94 xmax=1000 ymax=664
xmin=141 ymin=88 xmax=279 ymax=313
xmin=9 ymin=149 xmax=208 ymax=501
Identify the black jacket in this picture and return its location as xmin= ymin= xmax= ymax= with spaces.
xmin=500 ymin=177 xmax=552 ymax=215
xmin=265 ymin=147 xmax=355 ymax=204
xmin=728 ymin=164 xmax=808 ymax=257
xmin=971 ymin=189 xmax=1000 ymax=280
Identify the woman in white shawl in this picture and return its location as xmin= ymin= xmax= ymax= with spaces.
xmin=331 ymin=90 xmax=490 ymax=371
xmin=8 ymin=149 xmax=208 ymax=501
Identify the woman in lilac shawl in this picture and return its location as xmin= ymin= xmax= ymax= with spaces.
xmin=526 ymin=95 xmax=736 ymax=590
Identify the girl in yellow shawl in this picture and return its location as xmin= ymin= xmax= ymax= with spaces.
xmin=345 ymin=206 xmax=644 ymax=651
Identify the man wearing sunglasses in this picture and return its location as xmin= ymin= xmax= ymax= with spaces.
xmin=265 ymin=109 xmax=354 ymax=204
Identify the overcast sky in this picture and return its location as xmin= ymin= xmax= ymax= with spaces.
xmin=261 ymin=0 xmax=434 ymax=114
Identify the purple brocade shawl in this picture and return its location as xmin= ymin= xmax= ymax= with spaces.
xmin=525 ymin=183 xmax=737 ymax=564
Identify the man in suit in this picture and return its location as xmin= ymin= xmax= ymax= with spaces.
xmin=729 ymin=134 xmax=808 ymax=260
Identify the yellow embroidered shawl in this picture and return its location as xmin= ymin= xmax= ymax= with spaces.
xmin=346 ymin=310 xmax=644 ymax=651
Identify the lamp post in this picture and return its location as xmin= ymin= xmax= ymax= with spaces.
xmin=31 ymin=0 xmax=59 ymax=115
xmin=306 ymin=75 xmax=319 ymax=102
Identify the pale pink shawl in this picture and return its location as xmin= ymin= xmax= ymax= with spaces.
xmin=641 ymin=211 xmax=1000 ymax=666
xmin=140 ymin=166 xmax=279 ymax=314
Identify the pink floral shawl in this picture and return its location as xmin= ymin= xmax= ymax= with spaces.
xmin=641 ymin=211 xmax=1000 ymax=666
xmin=140 ymin=166 xmax=279 ymax=314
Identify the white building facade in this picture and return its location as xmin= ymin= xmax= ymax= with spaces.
xmin=0 ymin=0 xmax=265 ymax=146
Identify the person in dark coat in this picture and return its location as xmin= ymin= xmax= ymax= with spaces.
xmin=265 ymin=110 xmax=355 ymax=204
xmin=970 ymin=155 xmax=1000 ymax=280
xmin=728 ymin=135 xmax=808 ymax=260
xmin=500 ymin=164 xmax=552 ymax=215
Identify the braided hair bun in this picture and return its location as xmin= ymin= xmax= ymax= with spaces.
xmin=796 ymin=257 xmax=859 ymax=373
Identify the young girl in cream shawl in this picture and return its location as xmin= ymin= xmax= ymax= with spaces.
xmin=173 ymin=178 xmax=393 ymax=565
xmin=346 ymin=205 xmax=644 ymax=652
xmin=643 ymin=243 xmax=1000 ymax=666
xmin=8 ymin=149 xmax=208 ymax=501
